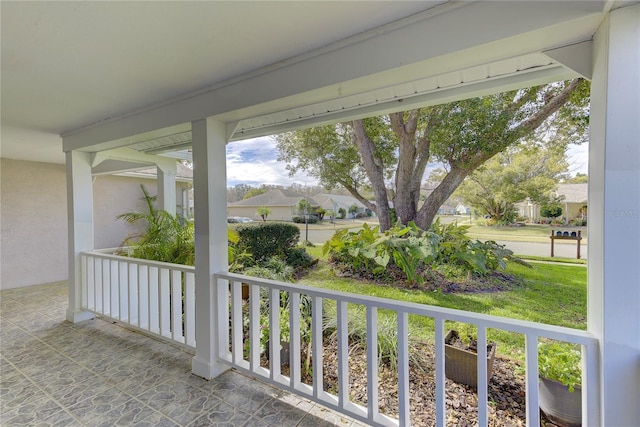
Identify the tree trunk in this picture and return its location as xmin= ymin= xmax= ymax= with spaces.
xmin=352 ymin=120 xmax=391 ymax=231
xmin=390 ymin=111 xmax=431 ymax=226
xmin=415 ymin=167 xmax=471 ymax=230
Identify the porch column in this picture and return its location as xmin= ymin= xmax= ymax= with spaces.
xmin=65 ymin=150 xmax=95 ymax=323
xmin=157 ymin=162 xmax=177 ymax=216
xmin=589 ymin=5 xmax=640 ymax=426
xmin=191 ymin=118 xmax=230 ymax=379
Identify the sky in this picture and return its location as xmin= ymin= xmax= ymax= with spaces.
xmin=226 ymin=136 xmax=589 ymax=188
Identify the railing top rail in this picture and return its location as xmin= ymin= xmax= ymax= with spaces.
xmin=81 ymin=250 xmax=195 ymax=273
xmin=215 ymin=271 xmax=597 ymax=346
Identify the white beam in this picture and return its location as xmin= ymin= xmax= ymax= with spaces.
xmin=90 ymin=147 xmax=175 ymax=171
xmin=65 ymin=151 xmax=95 ymax=323
xmin=61 ymin=1 xmax=605 ymax=151
xmin=589 ymin=5 xmax=640 ymax=426
xmin=544 ymin=41 xmax=593 ymax=80
xmin=191 ymin=118 xmax=230 ymax=379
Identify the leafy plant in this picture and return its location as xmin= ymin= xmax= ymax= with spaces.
xmin=256 ymin=206 xmax=271 ymax=222
xmin=236 ymin=222 xmax=300 ymax=262
xmin=538 ymin=341 xmax=582 ymax=392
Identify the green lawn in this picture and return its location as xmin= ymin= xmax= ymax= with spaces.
xmin=466 ymin=223 xmax=588 ymax=243
xmin=301 ymin=246 xmax=586 ymax=362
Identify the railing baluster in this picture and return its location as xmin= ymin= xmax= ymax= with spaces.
xmin=119 ymin=261 xmax=128 ymax=322
xmin=171 ymin=270 xmax=183 ymax=342
xmin=435 ymin=318 xmax=446 ymax=427
xmin=149 ymin=266 xmax=159 ymax=333
xmin=159 ymin=268 xmax=170 ymax=338
xmin=110 ymin=259 xmax=119 ymax=318
xmin=366 ymin=305 xmax=378 ymax=422
xmin=337 ymin=300 xmax=349 ymax=409
xmin=269 ymin=288 xmax=281 ymax=379
xmin=249 ymin=283 xmax=260 ymax=372
xmin=128 ymin=263 xmax=138 ymax=326
xmin=525 ymin=334 xmax=540 ymax=427
xmin=477 ymin=326 xmax=488 ymax=426
xmin=185 ymin=272 xmax=195 ymax=347
xmin=397 ymin=311 xmax=410 ymax=426
xmin=290 ymin=292 xmax=301 ymax=388
xmin=231 ymin=280 xmax=243 ymax=364
xmin=312 ymin=295 xmax=324 ymax=399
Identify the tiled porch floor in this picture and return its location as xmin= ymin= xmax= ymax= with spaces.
xmin=1 ymin=282 xmax=363 ymax=427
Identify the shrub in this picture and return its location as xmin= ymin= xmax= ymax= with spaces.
xmin=541 ymin=204 xmax=563 ymax=219
xmin=236 ymin=222 xmax=300 ymax=262
xmin=286 ymin=247 xmax=316 ymax=269
xmin=292 ymin=215 xmax=319 ymax=224
xmin=337 ymin=207 xmax=346 ymax=219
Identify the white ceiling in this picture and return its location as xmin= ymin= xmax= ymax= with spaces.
xmin=0 ymin=1 xmax=619 ymax=165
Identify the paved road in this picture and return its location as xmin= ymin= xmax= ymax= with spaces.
xmin=304 ymin=225 xmax=588 ymax=260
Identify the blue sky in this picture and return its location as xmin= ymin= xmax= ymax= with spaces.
xmin=226 ymin=137 xmax=589 ymax=188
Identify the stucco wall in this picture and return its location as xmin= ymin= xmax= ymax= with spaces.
xmin=1 ymin=158 xmax=190 ymax=289
xmin=1 ymin=159 xmax=68 ymax=289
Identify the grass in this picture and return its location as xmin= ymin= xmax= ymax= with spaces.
xmin=466 ymin=223 xmax=588 ymax=243
xmin=518 ymin=254 xmax=587 ymax=265
xmin=302 ymin=246 xmax=586 ymax=363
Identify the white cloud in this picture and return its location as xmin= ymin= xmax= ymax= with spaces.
xmin=226 ymin=137 xmax=318 ymax=187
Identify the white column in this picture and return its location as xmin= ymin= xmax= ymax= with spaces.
xmin=191 ymin=118 xmax=230 ymax=379
xmin=65 ymin=150 xmax=96 ymax=323
xmin=157 ymin=162 xmax=177 ymax=216
xmin=589 ymin=5 xmax=640 ymax=426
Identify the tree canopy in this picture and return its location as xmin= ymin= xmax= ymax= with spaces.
xmin=275 ymin=79 xmax=589 ymax=230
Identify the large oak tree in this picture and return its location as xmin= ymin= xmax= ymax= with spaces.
xmin=275 ymin=79 xmax=588 ymax=231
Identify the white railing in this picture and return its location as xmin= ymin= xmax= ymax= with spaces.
xmin=214 ymin=272 xmax=599 ymax=427
xmin=80 ymin=251 xmax=196 ymax=349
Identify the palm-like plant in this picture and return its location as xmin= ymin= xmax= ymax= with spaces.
xmin=117 ymin=185 xmax=195 ymax=265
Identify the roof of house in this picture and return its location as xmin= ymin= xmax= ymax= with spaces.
xmin=313 ymin=193 xmax=367 ymax=211
xmin=557 ymin=183 xmax=588 ymax=203
xmin=229 ymin=189 xmax=318 ymax=207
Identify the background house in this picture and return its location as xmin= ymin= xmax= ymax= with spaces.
xmin=313 ymin=193 xmax=368 ymax=218
xmin=556 ymin=183 xmax=588 ymax=223
xmin=227 ymin=189 xmax=319 ymax=221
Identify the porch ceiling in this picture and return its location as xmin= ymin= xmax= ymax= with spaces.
xmin=0 ymin=1 xmax=617 ymax=163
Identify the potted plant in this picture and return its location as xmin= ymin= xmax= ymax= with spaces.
xmin=444 ymin=328 xmax=496 ymax=389
xmin=538 ymin=342 xmax=582 ymax=427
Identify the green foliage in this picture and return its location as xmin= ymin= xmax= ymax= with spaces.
xmin=296 ymin=199 xmax=312 ymax=214
xmin=538 ymin=342 xmax=582 ymax=392
xmin=117 ymin=185 xmax=195 ymax=265
xmin=541 ymin=203 xmax=563 ymax=219
xmin=292 ymin=215 xmax=319 ymax=224
xmin=256 ymin=206 xmax=272 ymax=221
xmin=323 ymin=218 xmax=530 ymax=286
xmin=285 ymin=248 xmax=316 ymax=269
xmin=338 ymin=207 xmax=346 ymax=219
xmin=348 ymin=204 xmax=359 ymax=215
xmin=243 ymin=187 xmax=268 ymax=199
xmin=236 ymin=222 xmax=300 ymax=263
xmin=243 ymin=257 xmax=294 ymax=282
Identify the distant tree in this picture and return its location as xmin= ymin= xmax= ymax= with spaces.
xmin=256 ymin=206 xmax=272 ymax=222
xmin=227 ymin=183 xmax=254 ymax=202
xmin=455 ymin=142 xmax=569 ymax=223
xmin=244 ymin=187 xmax=269 ymax=199
xmin=276 ymin=79 xmax=588 ymax=231
xmin=563 ymin=173 xmax=588 ymax=184
xmin=348 ymin=204 xmax=359 ymax=218
xmin=541 ymin=203 xmax=563 ymax=220
xmin=338 ymin=207 xmax=346 ymax=219
xmin=316 ymin=208 xmax=327 ymax=221
xmin=297 ymin=199 xmax=312 ymax=215
xmin=326 ymin=209 xmax=336 ymax=222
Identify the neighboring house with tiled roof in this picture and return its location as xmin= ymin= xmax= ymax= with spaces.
xmin=516 ymin=183 xmax=588 ymax=223
xmin=313 ymin=193 xmax=368 ymax=217
xmin=556 ymin=183 xmax=588 ymax=223
xmin=227 ymin=189 xmax=320 ymax=221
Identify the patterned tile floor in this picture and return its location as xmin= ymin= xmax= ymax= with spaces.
xmin=0 ymin=282 xmax=364 ymax=427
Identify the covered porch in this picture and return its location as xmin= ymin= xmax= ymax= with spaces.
xmin=2 ymin=2 xmax=639 ymax=426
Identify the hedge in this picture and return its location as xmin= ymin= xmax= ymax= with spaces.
xmin=236 ymin=222 xmax=300 ymax=262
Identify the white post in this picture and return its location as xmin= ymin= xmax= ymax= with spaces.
xmin=191 ymin=118 xmax=230 ymax=379
xmin=589 ymin=5 xmax=640 ymax=426
xmin=65 ymin=150 xmax=95 ymax=323
xmin=157 ymin=162 xmax=177 ymax=216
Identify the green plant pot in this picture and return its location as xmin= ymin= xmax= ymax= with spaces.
xmin=539 ymin=376 xmax=582 ymax=427
xmin=444 ymin=330 xmax=496 ymax=389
